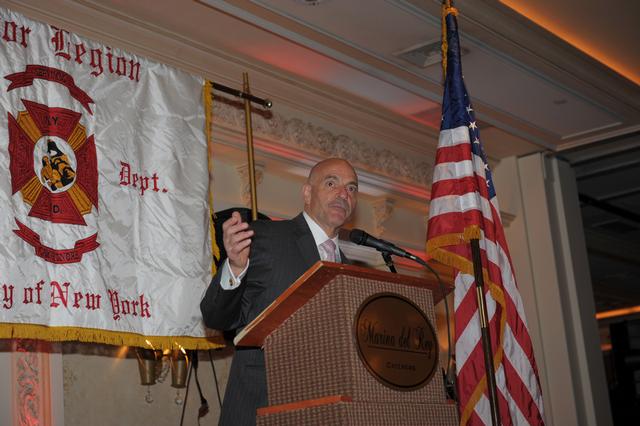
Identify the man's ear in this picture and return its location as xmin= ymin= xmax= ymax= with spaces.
xmin=302 ymin=183 xmax=311 ymax=205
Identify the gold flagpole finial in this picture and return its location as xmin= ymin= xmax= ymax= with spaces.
xmin=441 ymin=0 xmax=458 ymax=80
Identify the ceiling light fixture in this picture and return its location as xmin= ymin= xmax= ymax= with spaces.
xmin=395 ymin=39 xmax=469 ymax=69
xmin=295 ymin=0 xmax=329 ymax=5
xmin=596 ymin=305 xmax=640 ymax=320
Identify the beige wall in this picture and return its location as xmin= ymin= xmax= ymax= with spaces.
xmin=61 ymin=346 xmax=233 ymax=426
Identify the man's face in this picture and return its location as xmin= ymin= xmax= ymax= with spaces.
xmin=303 ymin=159 xmax=358 ymax=237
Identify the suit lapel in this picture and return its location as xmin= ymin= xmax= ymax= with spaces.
xmin=293 ymin=213 xmax=320 ymax=269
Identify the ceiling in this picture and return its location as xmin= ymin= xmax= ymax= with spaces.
xmin=500 ymin=0 xmax=640 ymax=86
xmin=6 ymin=0 xmax=639 ymax=312
xmin=197 ymin=0 xmax=640 ymax=153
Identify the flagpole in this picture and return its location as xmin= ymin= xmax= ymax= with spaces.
xmin=242 ymin=72 xmax=259 ymax=221
xmin=470 ymin=238 xmax=501 ymax=426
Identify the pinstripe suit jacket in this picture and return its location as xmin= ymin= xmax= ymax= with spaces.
xmin=201 ymin=213 xmax=346 ymax=426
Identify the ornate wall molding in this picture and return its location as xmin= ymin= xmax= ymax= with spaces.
xmin=212 ymin=101 xmax=434 ymax=187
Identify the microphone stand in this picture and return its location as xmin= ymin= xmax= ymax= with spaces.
xmin=380 ymin=250 xmax=397 ymax=273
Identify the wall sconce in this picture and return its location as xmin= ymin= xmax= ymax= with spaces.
xmin=136 ymin=348 xmax=163 ymax=386
xmin=135 ymin=343 xmax=190 ymax=404
xmin=170 ymin=348 xmax=189 ymax=388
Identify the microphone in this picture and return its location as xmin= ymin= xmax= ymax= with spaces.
xmin=348 ymin=229 xmax=419 ymax=262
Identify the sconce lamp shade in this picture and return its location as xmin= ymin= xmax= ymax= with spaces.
xmin=136 ymin=348 xmax=161 ymax=386
xmin=170 ymin=349 xmax=189 ymax=388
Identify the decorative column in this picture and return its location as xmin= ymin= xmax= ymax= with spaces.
xmin=12 ymin=340 xmax=51 ymax=426
xmin=371 ymin=197 xmax=395 ymax=237
xmin=0 ymin=340 xmax=64 ymax=426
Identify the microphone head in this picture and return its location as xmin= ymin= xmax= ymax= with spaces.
xmin=349 ymin=228 xmax=367 ymax=245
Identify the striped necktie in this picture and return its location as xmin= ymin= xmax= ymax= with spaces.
xmin=320 ymin=239 xmax=336 ymax=262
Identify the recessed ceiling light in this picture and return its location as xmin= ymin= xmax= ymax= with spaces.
xmin=395 ymin=39 xmax=469 ymax=68
xmin=295 ymin=0 xmax=329 ymax=5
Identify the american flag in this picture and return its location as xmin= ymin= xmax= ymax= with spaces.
xmin=426 ymin=6 xmax=545 ymax=425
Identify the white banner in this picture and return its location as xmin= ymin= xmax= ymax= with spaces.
xmin=0 ymin=7 xmax=217 ymax=348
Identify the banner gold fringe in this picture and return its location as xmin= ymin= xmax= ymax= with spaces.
xmin=0 ymin=323 xmax=225 ymax=350
xmin=204 ymin=80 xmax=220 ymax=275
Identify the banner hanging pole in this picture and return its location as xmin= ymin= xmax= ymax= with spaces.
xmin=470 ymin=238 xmax=501 ymax=426
xmin=210 ymin=81 xmax=272 ymax=109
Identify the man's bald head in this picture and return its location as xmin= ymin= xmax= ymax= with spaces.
xmin=307 ymin=158 xmax=357 ymax=184
xmin=303 ymin=158 xmax=358 ymax=237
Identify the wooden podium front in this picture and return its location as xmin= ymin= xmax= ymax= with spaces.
xmin=235 ymin=262 xmax=459 ymax=425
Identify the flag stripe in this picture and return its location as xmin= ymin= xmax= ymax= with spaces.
xmin=432 ymin=153 xmax=489 ymax=185
xmin=505 ymin=328 xmax=543 ymax=411
xmin=431 ymin=173 xmax=491 ymax=200
xmin=495 ymin=364 xmax=517 ymax=426
xmin=472 ymin=401 xmax=491 ymax=426
xmin=429 ymin=193 xmax=494 ymax=223
xmin=435 ymin=143 xmax=472 ymax=164
xmin=439 ymin=125 xmax=472 ymax=148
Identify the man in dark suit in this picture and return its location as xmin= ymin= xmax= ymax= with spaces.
xmin=200 ymin=158 xmax=359 ymax=426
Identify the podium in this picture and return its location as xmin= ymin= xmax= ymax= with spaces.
xmin=235 ymin=261 xmax=459 ymax=425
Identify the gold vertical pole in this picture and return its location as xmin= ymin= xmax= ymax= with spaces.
xmin=242 ymin=72 xmax=258 ymax=221
xmin=471 ymin=238 xmax=501 ymax=426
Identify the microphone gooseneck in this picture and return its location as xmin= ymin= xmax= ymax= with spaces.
xmin=348 ymin=228 xmax=419 ymax=262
